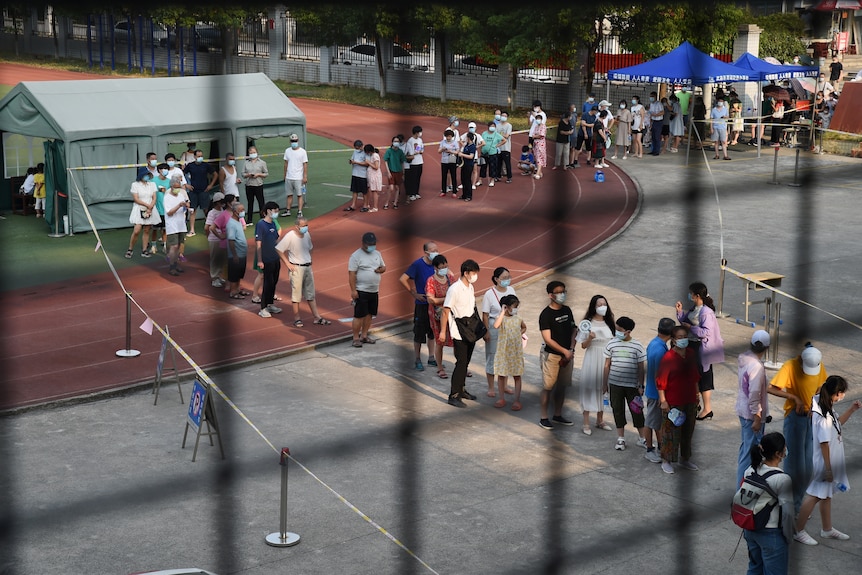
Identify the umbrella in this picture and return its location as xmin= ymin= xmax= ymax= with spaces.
xmin=791 ymin=77 xmax=816 ymax=97
xmin=762 ymin=56 xmax=782 ymax=66
xmin=763 ymin=84 xmax=791 ymax=101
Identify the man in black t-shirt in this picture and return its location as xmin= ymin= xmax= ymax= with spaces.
xmin=537 ymin=280 xmax=577 ymax=430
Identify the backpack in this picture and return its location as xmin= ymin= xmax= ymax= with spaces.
xmin=731 ymin=469 xmax=783 ymax=530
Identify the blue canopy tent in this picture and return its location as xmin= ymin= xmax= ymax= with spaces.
xmin=732 ymin=53 xmax=820 ymax=151
xmin=607 ymin=41 xmax=760 ymax=85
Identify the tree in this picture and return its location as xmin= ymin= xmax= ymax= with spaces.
xmin=411 ymin=5 xmax=459 ymax=102
xmin=751 ymin=12 xmax=808 ymax=64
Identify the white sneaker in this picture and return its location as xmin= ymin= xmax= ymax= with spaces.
xmin=644 ymin=450 xmax=662 ymax=463
xmin=614 ymin=437 xmax=626 ymax=451
xmin=794 ymin=530 xmax=818 ymax=545
xmin=488 ymin=181 xmax=495 ymax=187
xmin=457 ymin=184 xmax=463 ymax=190
xmin=476 ymin=181 xmax=482 ymax=186
xmin=414 ymin=193 xmax=421 ymax=199
xmin=636 ymin=437 xmax=647 ymax=449
xmin=821 ymin=528 xmax=850 ymax=540
xmin=258 ymin=309 xmax=272 ymax=318
xmin=471 ymin=185 xmax=477 ymax=190
xmin=266 ymin=305 xmax=283 ymax=314
xmin=661 ymin=461 xmax=674 ymax=474
xmin=610 ymin=155 xmax=617 ymax=159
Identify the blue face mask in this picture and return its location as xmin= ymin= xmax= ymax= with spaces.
xmin=615 ymin=330 xmax=627 ymax=340
xmin=554 ymin=293 xmax=566 ymax=304
xmin=167 ymin=161 xmax=175 ymax=168
xmin=238 ymin=211 xmax=246 ymax=219
xmin=299 ymin=226 xmax=308 ymax=234
xmin=687 ymin=293 xmax=694 ymax=302
xmin=649 ymin=97 xmax=655 ymax=103
xmin=437 ymin=267 xmax=448 ymax=276
xmin=469 ymin=127 xmax=476 ymax=133
xmin=271 ymin=212 xmax=279 ymax=219
xmin=499 ymin=279 xmax=511 ymax=288
xmin=427 ymin=251 xmax=439 ymax=261
xmin=290 ymin=142 xmax=299 ymax=149
xmin=142 ymin=175 xmax=151 ymax=182
xmin=228 ymin=159 xmax=236 ymax=166
xmin=674 ymin=338 xmax=690 ymax=349
xmin=249 ymin=153 xmax=258 ymax=160
xmin=631 ymin=100 xmax=637 ymax=105
xmin=148 ymin=159 xmax=157 ymax=167
xmin=195 ymin=156 xmax=203 ymax=163
xmin=160 ymin=169 xmax=169 ymax=177
xmin=365 ymin=245 xmax=376 ymax=253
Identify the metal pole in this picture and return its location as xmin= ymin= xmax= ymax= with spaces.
xmin=266 ymin=447 xmax=301 ymax=547
xmin=787 ymin=147 xmax=802 ymax=187
xmin=717 ymin=258 xmax=728 ymax=316
xmin=768 ymin=144 xmax=780 ymax=185
xmin=115 ymin=291 xmax=141 ymax=358
xmin=48 ymin=189 xmax=64 ymax=238
xmin=764 ymin=301 xmax=783 ymax=371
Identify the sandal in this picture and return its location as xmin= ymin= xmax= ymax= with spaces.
xmin=383 ymin=204 xmax=389 ymax=210
xmin=511 ymin=401 xmax=522 ymax=412
xmin=437 ymin=369 xmax=448 ymax=379
xmin=239 ymin=289 xmax=252 ymax=296
xmin=229 ymin=293 xmax=246 ymax=299
xmin=125 ymin=249 xmax=133 ymax=259
xmin=293 ymin=319 xmax=304 ymax=328
xmin=344 ymin=206 xmax=355 ymax=211
xmin=352 ymin=339 xmax=363 ymax=348
xmin=251 ymin=296 xmax=261 ymax=304
xmin=494 ymin=399 xmax=506 ymax=408
xmin=361 ymin=336 xmax=376 ymax=344
xmin=312 ymin=317 xmax=331 ymax=325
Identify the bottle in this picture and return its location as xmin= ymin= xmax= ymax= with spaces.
xmin=301 ymin=184 xmax=307 ymax=195
xmin=835 ymin=481 xmax=849 ymax=492
xmin=603 ymin=392 xmax=609 ymax=407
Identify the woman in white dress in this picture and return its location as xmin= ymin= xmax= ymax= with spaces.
xmin=794 ymin=376 xmax=862 ymax=545
xmin=669 ymin=95 xmax=684 ymax=152
xmin=125 ymin=167 xmax=161 ymax=259
xmin=481 ymin=266 xmax=516 ymax=397
xmin=576 ymin=295 xmax=616 ymax=435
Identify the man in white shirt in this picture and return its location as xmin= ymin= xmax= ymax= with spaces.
xmin=276 ymin=216 xmax=330 ymax=328
xmin=348 ymin=232 xmax=386 ymax=347
xmin=405 ymin=125 xmax=424 ymax=201
xmin=439 ymin=259 xmax=481 ymax=408
xmin=162 ymin=174 xmax=190 ymax=277
xmin=283 ymin=133 xmax=309 ymax=218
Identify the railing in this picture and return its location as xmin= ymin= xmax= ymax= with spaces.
xmin=237 ymin=17 xmax=269 ymax=58
xmin=281 ymin=14 xmax=321 ymax=62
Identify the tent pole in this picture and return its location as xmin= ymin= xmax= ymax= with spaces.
xmin=48 ymin=188 xmax=64 ymax=238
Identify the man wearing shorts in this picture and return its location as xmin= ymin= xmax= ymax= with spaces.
xmin=283 ymin=133 xmax=308 ymax=218
xmin=538 ymin=280 xmax=576 ymax=429
xmin=399 ymin=241 xmax=439 ymax=371
xmin=644 ymin=318 xmax=676 ymax=463
xmin=162 ymin=174 xmax=190 ymax=277
xmin=348 ymin=232 xmax=386 ymax=347
xmin=276 ymin=216 xmax=330 ymax=328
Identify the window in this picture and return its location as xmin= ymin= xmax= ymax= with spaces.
xmin=3 ymin=132 xmax=46 ymax=179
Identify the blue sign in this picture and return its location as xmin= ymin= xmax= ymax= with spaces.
xmin=187 ymin=380 xmax=207 ymax=431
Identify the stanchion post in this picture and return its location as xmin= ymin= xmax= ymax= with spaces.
xmin=115 ymin=291 xmax=141 ymax=358
xmin=48 ymin=190 xmax=65 ymax=238
xmin=768 ymin=144 xmax=780 ymax=185
xmin=787 ymin=148 xmax=802 ymax=187
xmin=717 ymin=259 xmax=728 ymax=316
xmin=266 ymin=447 xmax=300 ymax=547
xmin=764 ymin=301 xmax=783 ymax=371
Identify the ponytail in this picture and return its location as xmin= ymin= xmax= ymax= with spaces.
xmin=689 ymin=281 xmax=715 ymax=311
xmin=750 ymin=432 xmax=786 ymax=469
xmin=817 ymin=375 xmax=848 ymax=418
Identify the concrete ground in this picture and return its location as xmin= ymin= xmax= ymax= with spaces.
xmin=2 ymin=145 xmax=861 ymax=575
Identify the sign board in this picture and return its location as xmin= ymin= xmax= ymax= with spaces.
xmin=835 ymin=32 xmax=849 ymax=53
xmin=187 ymin=379 xmax=207 ymax=432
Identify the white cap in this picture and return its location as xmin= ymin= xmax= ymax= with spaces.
xmin=751 ymin=330 xmax=770 ymax=348
xmin=598 ymin=99 xmax=611 ymax=108
xmin=468 ymin=121 xmax=477 ymax=128
xmin=801 ymin=346 xmax=822 ymax=376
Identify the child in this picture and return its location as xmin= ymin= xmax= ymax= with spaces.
xmin=794 ymin=376 xmax=862 ymax=545
xmin=364 ymin=145 xmax=382 ymax=212
xmin=492 ymin=294 xmax=526 ymax=411
xmin=33 ymin=163 xmax=45 ymax=218
xmin=518 ymin=145 xmax=536 ymax=175
xmin=345 ymin=139 xmax=368 ymax=212
xmin=603 ymin=316 xmax=647 ymax=451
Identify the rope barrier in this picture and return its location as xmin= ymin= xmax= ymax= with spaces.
xmin=65 ymin=168 xmax=440 ymax=574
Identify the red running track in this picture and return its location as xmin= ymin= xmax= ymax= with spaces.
xmin=0 ymin=66 xmax=639 ymax=410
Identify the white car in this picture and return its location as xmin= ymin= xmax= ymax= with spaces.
xmin=339 ymin=43 xmax=428 ymax=71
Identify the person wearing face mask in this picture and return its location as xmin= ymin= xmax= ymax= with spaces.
xmin=382 ymin=136 xmax=407 ymax=209
xmin=438 ymin=130 xmax=460 ymax=197
xmin=164 ymin=153 xmax=189 ymax=190
xmin=242 ymin=145 xmax=268 ymax=224
xmin=218 ymin=153 xmax=242 ymax=227
xmin=497 ymin=111 xmax=513 ymax=182
xmin=577 ymin=295 xmax=616 ymax=434
xmin=538 ymin=281 xmax=576 ymax=429
xmin=647 ymin=91 xmax=664 ymax=156
xmin=163 ymin=174 xmax=191 ymax=277
xmin=276 ymin=216 xmax=330 ymax=327
xmin=204 ymin=192 xmax=228 ymax=288
xmin=348 ymin=232 xmax=386 ymax=347
xmin=481 ymin=266 xmax=516 ymax=397
xmin=180 ymin=142 xmax=197 ymax=166
xmin=656 ymin=324 xmax=701 ymax=474
xmin=458 ymin=122 xmax=484 ymax=191
xmin=125 ymin=167 xmax=161 ymax=259
xmin=603 ymin=316 xmax=647 ymax=452
xmin=400 ymin=241 xmax=440 ymax=371
xmin=149 ymin=162 xmax=172 ymax=255
xmin=183 ymin=149 xmax=218 ymax=238
xmin=225 ymin=202 xmax=249 ymax=300
xmin=581 ymin=93 xmax=596 ymax=117
xmin=735 ymin=330 xmax=772 ymax=488
xmin=708 ymin=98 xmax=731 ymax=160
xmin=446 ymin=115 xmax=461 ymax=143
xmin=255 ymin=201 xmax=284 ymax=318
xmin=815 ymin=73 xmax=835 ymax=100
xmin=404 ymin=125 xmax=424 ymax=202
xmin=794 ymin=376 xmax=861 ymax=546
xmin=145 ymin=152 xmax=159 ymax=178
xmin=426 ymin=254 xmax=457 ymax=379
xmin=345 ymin=139 xmax=369 ymax=212
xmin=529 ymin=107 xmax=547 ymax=179
xmin=629 ymin=96 xmax=646 ymax=158
xmin=283 ymin=133 xmax=308 ymax=218
xmin=612 ymin=100 xmax=632 ymax=160
xmin=438 ymin=259 xmax=482 ymax=407
xmin=480 ymin=121 xmax=505 ymax=186
xmin=492 ymin=294 xmax=526 ymax=411
xmin=668 ymin=94 xmax=684 ymax=152
xmin=552 ymin=112 xmax=573 ymax=170
xmin=644 ymin=318 xmax=677 ymax=463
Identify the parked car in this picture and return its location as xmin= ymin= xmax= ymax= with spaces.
xmin=191 ymin=24 xmax=222 ymax=51
xmin=339 ymin=43 xmax=428 ymax=71
xmin=112 ymin=20 xmax=169 ymax=47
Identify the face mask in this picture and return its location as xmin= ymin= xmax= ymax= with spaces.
xmin=674 ymin=338 xmax=689 ymax=349
xmin=427 ymin=251 xmax=439 ymax=261
xmin=290 ymin=142 xmax=299 ymax=149
xmin=536 ymin=117 xmax=544 ymax=125
xmin=453 ymin=120 xmax=460 ymax=127
xmin=510 ymin=307 xmax=519 ymax=316
xmin=365 ymin=245 xmax=376 ymax=253
xmin=501 ymin=116 xmax=507 ymax=122
xmin=160 ymin=169 xmax=169 ymax=177
xmin=437 ymin=267 xmax=448 ymax=276
xmin=717 ymin=103 xmax=724 ymax=108
xmin=615 ymin=330 xmax=627 ymax=340
xmin=238 ymin=211 xmax=246 ymax=219
xmin=596 ymin=305 xmax=608 ymax=316
xmin=588 ymin=97 xmax=594 ymax=103
xmin=554 ymin=293 xmax=566 ymax=304
xmin=631 ymin=100 xmax=637 ymax=105
xmin=467 ymin=273 xmax=478 ymax=284
xmin=249 ymin=153 xmax=258 ymax=160
xmin=142 ymin=175 xmax=151 ymax=182
xmin=687 ymin=293 xmax=694 ymax=302
xmin=228 ymin=159 xmax=236 ymax=166
xmin=494 ymin=114 xmax=501 ymax=121
xmin=271 ymin=212 xmax=279 ymax=219
xmin=534 ymin=106 xmax=540 ymax=112
xmin=167 ymin=161 xmax=175 ymax=168
xmin=299 ymin=225 xmax=308 ymax=234
xmin=469 ymin=127 xmax=476 ymax=134
xmin=619 ymin=104 xmax=626 ymax=109
xmin=195 ymin=156 xmax=203 ymax=163
xmin=499 ymin=278 xmax=511 ymax=288
xmin=489 ymin=126 xmax=496 ymax=132
xmin=392 ymin=142 xmax=400 ymax=147
xmin=649 ymin=97 xmax=655 ymax=103
xmin=148 ymin=159 xmax=157 ymax=167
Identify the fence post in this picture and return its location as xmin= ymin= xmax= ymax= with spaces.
xmin=717 ymin=258 xmax=728 ymax=316
xmin=115 ymin=291 xmax=140 ymax=358
xmin=787 ymin=148 xmax=802 ymax=187
xmin=265 ymin=447 xmax=301 ymax=547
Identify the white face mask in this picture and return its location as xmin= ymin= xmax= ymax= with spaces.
xmin=596 ymin=305 xmax=608 ymax=316
xmin=467 ymin=273 xmax=478 ymax=284
xmin=510 ymin=307 xmax=519 ymax=316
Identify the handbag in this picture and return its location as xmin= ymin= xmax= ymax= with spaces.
xmin=454 ymin=308 xmax=488 ymax=343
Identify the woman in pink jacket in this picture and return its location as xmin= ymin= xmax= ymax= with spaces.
xmin=675 ymin=281 xmax=725 ymax=421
